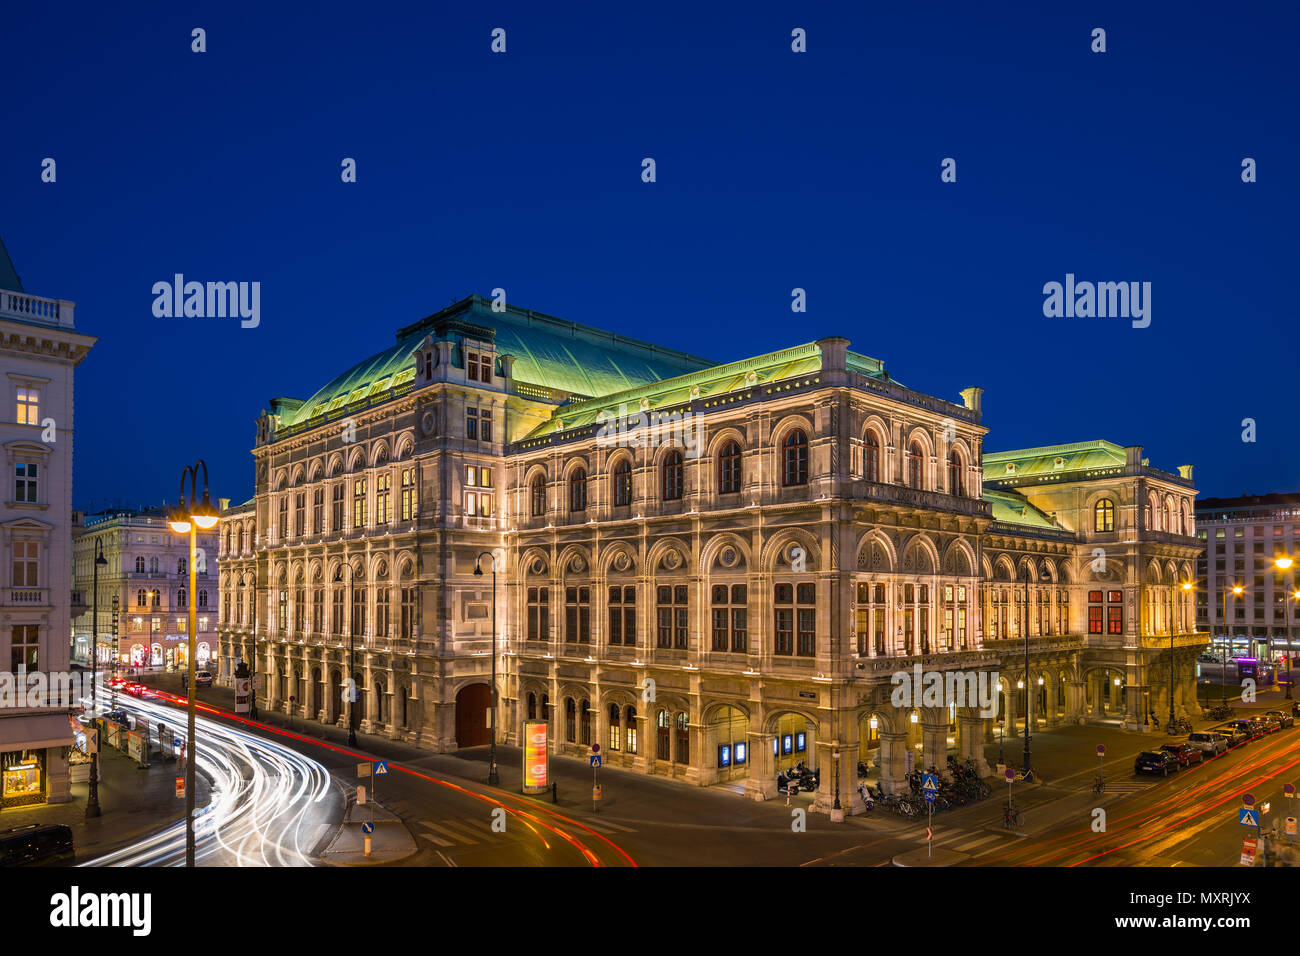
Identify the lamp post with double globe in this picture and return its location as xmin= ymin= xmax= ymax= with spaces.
xmin=167 ymin=461 xmax=220 ymax=867
xmin=86 ymin=538 xmax=107 ymax=818
xmin=473 ymin=551 xmax=501 ymax=786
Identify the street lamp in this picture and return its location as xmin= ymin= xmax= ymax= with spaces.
xmin=334 ymin=562 xmax=358 ymax=747
xmin=473 ymin=551 xmax=501 ymax=786
xmin=167 ymin=460 xmax=220 ymax=868
xmin=238 ymin=569 xmax=259 ymax=718
xmin=86 ymin=538 xmax=107 ymax=819
xmin=1169 ymin=581 xmax=1192 ymax=733
xmin=1223 ymin=585 xmax=1244 ymax=705
xmin=1275 ymin=556 xmax=1296 ymax=700
xmin=1020 ymin=561 xmax=1051 ymax=775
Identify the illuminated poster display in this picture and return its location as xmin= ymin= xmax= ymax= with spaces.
xmin=782 ymin=734 xmax=793 ymax=755
xmin=718 ymin=743 xmax=731 ymax=767
xmin=523 ymin=720 xmax=549 ymax=793
xmin=735 ymin=742 xmax=747 ymax=765
xmin=796 ymin=732 xmax=806 ymax=753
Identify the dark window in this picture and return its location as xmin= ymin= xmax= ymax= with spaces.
xmin=608 ymin=585 xmax=636 ymax=646
xmin=782 ymin=430 xmax=808 ymax=486
xmin=527 ymin=587 xmax=549 ymax=641
xmin=569 ymin=468 xmax=587 ymax=512
xmin=466 ymin=408 xmax=478 ymax=440
xmin=662 ymin=451 xmax=684 ymax=501
xmin=565 ymin=586 xmax=591 ymax=643
xmin=656 ymin=585 xmax=688 ymax=649
xmin=907 ymin=442 xmax=923 ymax=489
xmin=947 ymin=450 xmax=962 ymax=496
xmin=718 ymin=441 xmax=741 ymax=494
xmin=530 ymin=476 xmax=546 ymax=516
xmin=711 ymin=583 xmax=747 ymax=652
xmin=865 ymin=431 xmax=881 ymax=482
xmin=613 ymin=459 xmax=632 ymax=506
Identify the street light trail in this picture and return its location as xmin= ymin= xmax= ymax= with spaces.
xmin=146 ymin=689 xmax=639 ymax=866
xmin=81 ymin=692 xmax=333 ymax=867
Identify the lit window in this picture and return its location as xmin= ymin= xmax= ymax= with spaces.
xmin=15 ymin=387 xmax=39 ymax=426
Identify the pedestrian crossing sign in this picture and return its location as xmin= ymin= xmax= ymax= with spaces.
xmin=1239 ymin=808 xmax=1259 ymax=827
xmin=921 ymin=773 xmax=939 ymax=792
xmin=374 ymin=761 xmax=388 ymax=775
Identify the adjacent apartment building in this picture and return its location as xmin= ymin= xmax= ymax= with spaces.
xmin=1194 ymin=492 xmax=1300 ymax=667
xmin=0 ymin=234 xmax=96 ymax=808
xmin=218 ymin=294 xmax=1201 ymax=811
xmin=72 ymin=508 xmax=219 ymax=673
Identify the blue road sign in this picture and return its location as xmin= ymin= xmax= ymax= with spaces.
xmin=924 ymin=789 xmax=937 ymax=803
xmin=590 ymin=754 xmax=602 ymax=768
xmin=1239 ymin=808 xmax=1260 ymax=827
xmin=362 ymin=821 xmax=375 ymax=834
xmin=921 ymin=773 xmax=939 ymax=792
xmin=374 ymin=761 xmax=388 ymax=775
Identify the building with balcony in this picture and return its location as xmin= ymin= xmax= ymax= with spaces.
xmin=1194 ymin=492 xmax=1300 ymax=666
xmin=72 ymin=508 xmax=219 ymax=672
xmin=0 ymin=232 xmax=96 ymax=808
xmin=221 ymin=294 xmax=1201 ymax=812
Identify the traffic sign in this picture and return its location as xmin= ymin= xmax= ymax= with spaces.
xmin=590 ymin=754 xmax=602 ymax=768
xmin=1239 ymin=807 xmax=1260 ymax=827
xmin=1287 ymin=817 xmax=1297 ymax=836
xmin=362 ymin=821 xmax=374 ymax=834
xmin=1241 ymin=837 xmax=1257 ymax=866
xmin=921 ymin=773 xmax=939 ymax=792
xmin=1004 ymin=768 xmax=1015 ymax=782
xmin=1096 ymin=745 xmax=1106 ymax=755
xmin=923 ymin=789 xmax=936 ymax=804
xmin=925 ymin=826 xmax=933 ymax=842
xmin=1285 ymin=783 xmax=1296 ymax=798
xmin=591 ymin=743 xmax=600 ymax=753
xmin=357 ymin=762 xmax=371 ymax=778
xmin=175 ymin=776 xmax=185 ymax=799
xmin=1242 ymin=793 xmax=1255 ymax=806
xmin=374 ymin=761 xmax=388 ymax=775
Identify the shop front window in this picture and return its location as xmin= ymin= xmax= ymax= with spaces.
xmin=1 ymin=750 xmax=46 ymax=808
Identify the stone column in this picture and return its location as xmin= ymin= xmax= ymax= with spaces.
xmin=745 ymin=727 xmax=777 ymax=801
xmin=1003 ymin=686 xmax=1018 ymax=739
xmin=920 ymin=715 xmax=947 ymax=773
xmin=958 ymin=714 xmax=990 ymax=777
xmin=877 ymin=731 xmax=907 ymax=795
xmin=1067 ymin=680 xmax=1086 ymax=724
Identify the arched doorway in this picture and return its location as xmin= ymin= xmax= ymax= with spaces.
xmin=707 ymin=704 xmax=748 ymax=784
xmin=456 ymin=683 xmax=492 ymax=747
xmin=330 ymin=668 xmax=342 ymax=723
xmin=310 ymin=667 xmax=322 ymax=716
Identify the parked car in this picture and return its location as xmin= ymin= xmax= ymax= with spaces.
xmin=1187 ymin=731 xmax=1229 ymax=755
xmin=196 ymin=671 xmax=214 ymax=687
xmin=0 ymin=825 xmax=75 ymax=866
xmin=1160 ymin=743 xmax=1204 ymax=767
xmin=1264 ymin=709 xmax=1295 ymax=729
xmin=1212 ymin=723 xmax=1251 ymax=747
xmin=1135 ymin=750 xmax=1180 ymax=776
xmin=1250 ymin=713 xmax=1282 ymax=733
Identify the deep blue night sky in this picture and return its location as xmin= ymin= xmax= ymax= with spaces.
xmin=2 ymin=2 xmax=1295 ymax=509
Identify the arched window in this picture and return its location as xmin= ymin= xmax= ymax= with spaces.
xmin=625 ymin=705 xmax=638 ymax=754
xmin=149 ymin=557 xmax=159 ymax=573
xmin=662 ymin=451 xmax=684 ymax=501
xmin=565 ymin=697 xmax=576 ymax=743
xmin=178 ymin=558 xmax=187 ymax=575
xmin=135 ymin=557 xmax=145 ymax=573
xmin=527 ymin=692 xmax=536 ymax=720
xmin=137 ymin=589 xmax=147 ymax=607
xmin=1094 ymin=498 xmax=1115 ymax=532
xmin=569 ymin=468 xmax=587 ymax=512
xmin=530 ymin=475 xmax=546 ymax=516
xmin=675 ymin=712 xmax=689 ymax=763
xmin=865 ymin=431 xmax=881 ymax=482
xmin=782 ymin=430 xmax=808 ymax=486
xmin=150 ymin=589 xmax=160 ymax=607
xmin=613 ymin=459 xmax=632 ymax=507
xmin=656 ymin=709 xmax=670 ymax=760
xmin=198 ymin=590 xmax=209 ymax=608
xmin=718 ymin=440 xmax=741 ymax=494
xmin=178 ymin=589 xmax=187 ymax=608
xmin=947 ymin=450 xmax=962 ymax=496
xmin=906 ymin=441 xmax=923 ymax=489
xmin=609 ymin=703 xmax=622 ymax=751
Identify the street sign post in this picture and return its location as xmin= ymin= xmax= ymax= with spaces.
xmin=921 ymin=773 xmax=939 ymax=858
xmin=591 ymin=744 xmax=601 ymax=811
xmin=1241 ymin=837 xmax=1257 ymax=867
xmin=1239 ymin=807 xmax=1260 ymax=827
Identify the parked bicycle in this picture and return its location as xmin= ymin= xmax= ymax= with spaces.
xmin=1168 ymin=716 xmax=1193 ymax=735
xmin=1091 ymin=775 xmax=1105 ymax=795
xmin=1002 ymin=801 xmax=1025 ymax=830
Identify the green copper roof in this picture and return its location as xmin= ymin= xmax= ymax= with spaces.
xmin=982 ymin=488 xmax=1059 ymax=530
xmin=0 ymin=233 xmax=24 ymax=292
xmin=983 ymin=440 xmax=1127 ymax=481
xmin=279 ymin=296 xmax=718 ymax=429
xmin=523 ymin=342 xmax=891 ymax=439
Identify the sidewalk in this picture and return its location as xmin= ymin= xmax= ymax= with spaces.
xmin=0 ymin=742 xmax=210 ymax=863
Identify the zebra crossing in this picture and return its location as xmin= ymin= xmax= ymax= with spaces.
xmin=901 ymin=826 xmax=1010 ymax=856
xmin=1095 ymin=778 xmax=1154 ymax=795
xmin=417 ymin=815 xmax=637 ymax=847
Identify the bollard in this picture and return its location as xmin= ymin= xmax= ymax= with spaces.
xmin=551 ymin=782 xmax=557 ymax=803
